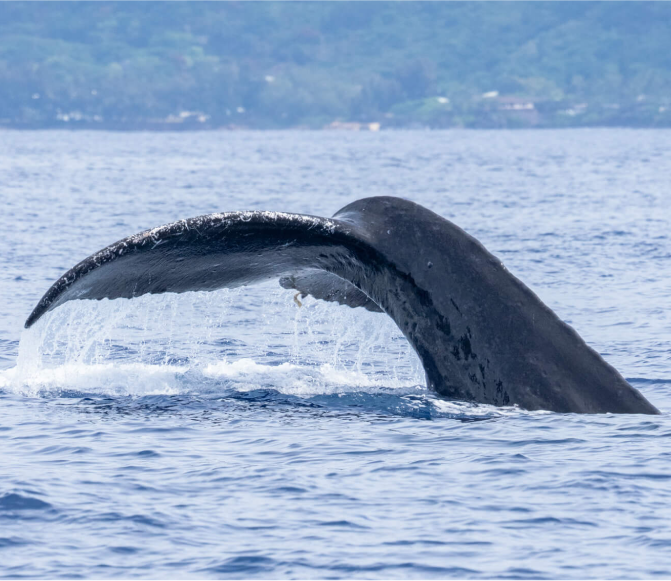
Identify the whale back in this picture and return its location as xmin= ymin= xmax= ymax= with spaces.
xmin=24 ymin=196 xmax=658 ymax=414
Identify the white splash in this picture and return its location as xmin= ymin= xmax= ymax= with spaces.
xmin=203 ymin=358 xmax=419 ymax=396
xmin=0 ymin=362 xmax=187 ymax=397
xmin=3 ymin=282 xmax=424 ymax=399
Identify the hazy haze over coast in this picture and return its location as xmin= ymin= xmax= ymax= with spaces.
xmin=1 ymin=1 xmax=670 ymax=130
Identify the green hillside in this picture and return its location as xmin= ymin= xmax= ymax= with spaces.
xmin=1 ymin=2 xmax=670 ymax=129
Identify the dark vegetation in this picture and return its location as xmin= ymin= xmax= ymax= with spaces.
xmin=1 ymin=1 xmax=670 ymax=129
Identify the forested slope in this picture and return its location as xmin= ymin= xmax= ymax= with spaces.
xmin=1 ymin=2 xmax=669 ymax=128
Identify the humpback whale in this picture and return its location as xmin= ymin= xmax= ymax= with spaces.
xmin=25 ymin=196 xmax=658 ymax=414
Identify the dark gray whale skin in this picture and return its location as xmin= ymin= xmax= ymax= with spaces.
xmin=25 ymin=196 xmax=658 ymax=414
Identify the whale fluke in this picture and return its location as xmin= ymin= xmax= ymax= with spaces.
xmin=25 ymin=197 xmax=659 ymax=414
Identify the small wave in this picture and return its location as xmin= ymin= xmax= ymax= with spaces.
xmin=628 ymin=377 xmax=671 ymax=385
xmin=0 ymin=493 xmax=52 ymax=511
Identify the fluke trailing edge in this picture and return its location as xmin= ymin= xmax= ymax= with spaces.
xmin=25 ymin=197 xmax=658 ymax=414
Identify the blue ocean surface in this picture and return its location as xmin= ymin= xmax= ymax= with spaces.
xmin=0 ymin=129 xmax=670 ymax=579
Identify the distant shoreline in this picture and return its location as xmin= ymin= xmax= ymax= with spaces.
xmin=2 ymin=122 xmax=671 ymax=132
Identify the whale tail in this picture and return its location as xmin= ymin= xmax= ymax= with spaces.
xmin=25 ymin=196 xmax=659 ymax=415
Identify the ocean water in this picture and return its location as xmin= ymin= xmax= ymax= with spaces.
xmin=0 ymin=128 xmax=670 ymax=579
